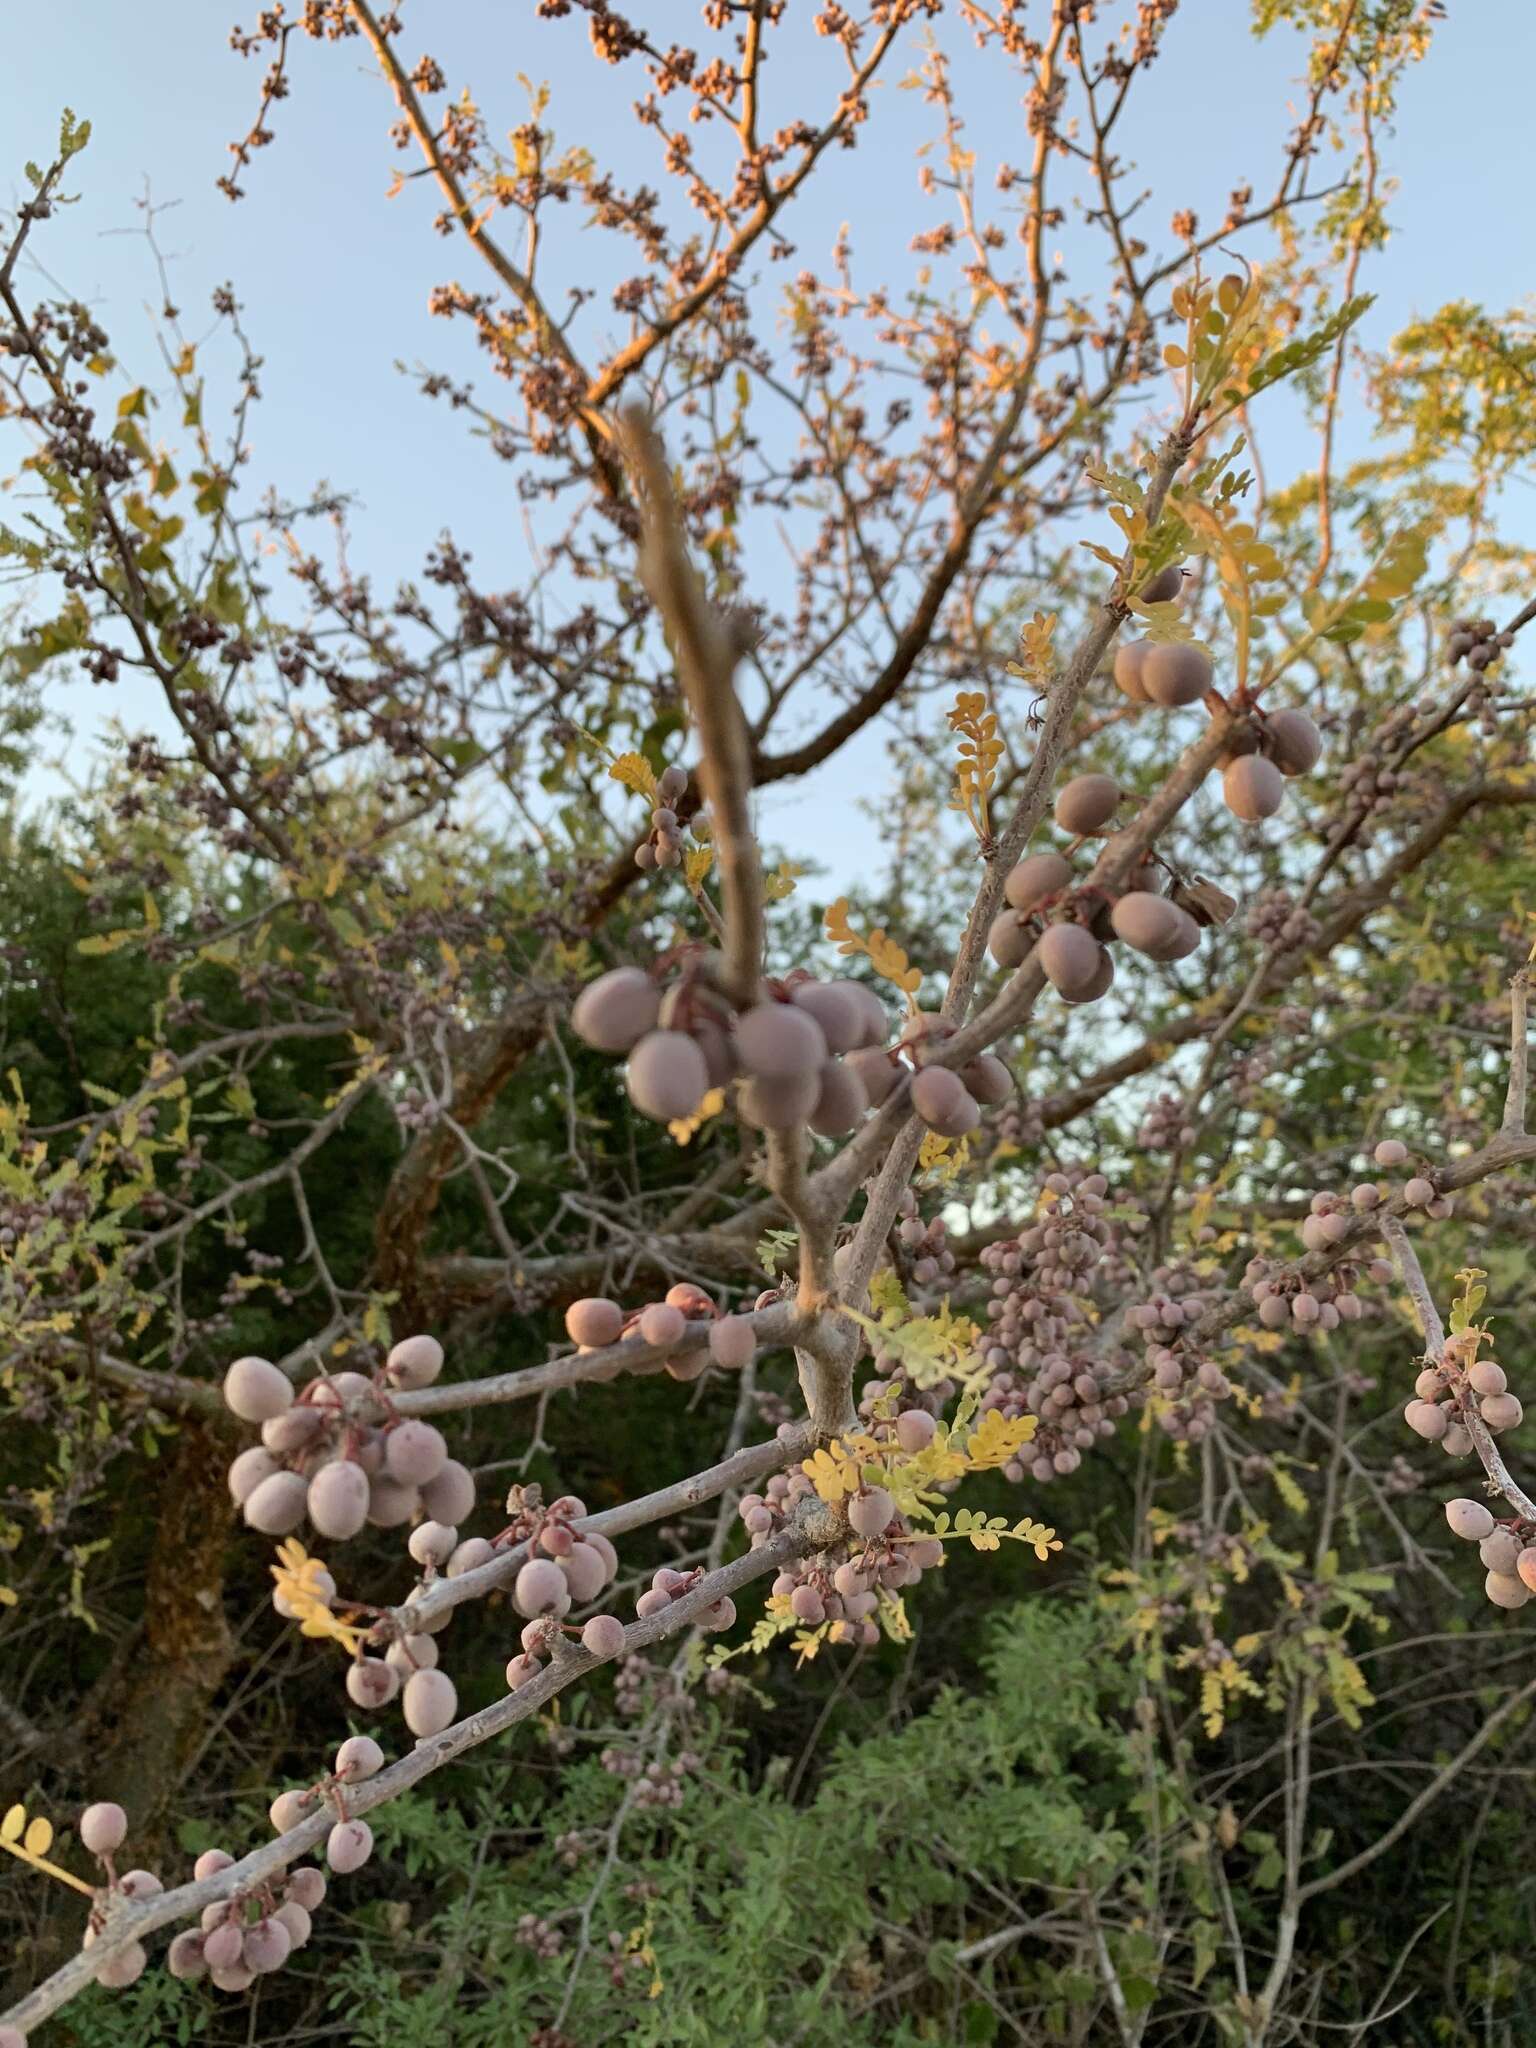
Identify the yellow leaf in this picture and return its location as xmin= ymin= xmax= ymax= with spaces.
xmin=801 ymin=1444 xmax=860 ymax=1503
xmin=824 ymin=898 xmax=922 ymax=996
xmin=683 ymin=845 xmax=713 ymax=890
xmin=763 ymin=858 xmax=806 ymax=902
xmin=669 ymin=1087 xmax=726 ymax=1146
xmin=1 ymin=1805 xmax=23 ymax=1843
xmin=23 ymin=1816 xmax=52 ymax=1857
xmin=1201 ymin=1668 xmax=1225 ymax=1739
xmin=609 ymin=752 xmax=658 ymax=803
xmin=962 ymin=1408 xmax=1038 ymax=1470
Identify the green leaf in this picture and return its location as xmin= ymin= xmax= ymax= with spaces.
xmin=60 ymin=108 xmax=92 ymax=159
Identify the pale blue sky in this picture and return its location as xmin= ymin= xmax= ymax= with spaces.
xmin=5 ymin=3 xmax=1534 ymax=881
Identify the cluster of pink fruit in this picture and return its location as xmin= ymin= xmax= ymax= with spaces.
xmin=1405 ymin=1311 xmax=1523 ymax=1462
xmin=976 ymin=1169 xmax=1136 ymax=1479
xmin=572 ymin=948 xmax=895 ymax=1134
xmin=1111 ymin=558 xmax=1324 ymax=821
xmin=563 ymin=1284 xmax=758 ymax=1381
xmin=1444 ymin=1498 xmax=1536 ymax=1611
xmin=223 ymin=1335 xmax=476 ymax=1544
xmin=739 ymin=1416 xmax=946 ymax=1647
xmin=65 ymin=1796 xmax=341 ymax=2001
xmin=499 ymin=1486 xmax=630 ymax=1689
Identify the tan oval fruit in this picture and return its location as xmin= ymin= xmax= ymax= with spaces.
xmin=1142 ymin=642 xmax=1211 ymax=707
xmin=625 ymin=1029 xmax=709 ymax=1121
xmin=1061 ymin=945 xmax=1114 ymax=1005
xmin=1053 ymin=774 xmax=1121 ymax=836
xmin=1138 ymin=562 xmax=1184 ymax=604
xmin=1109 ymin=892 xmax=1185 ymax=960
xmin=1263 ymin=707 xmax=1322 ymax=777
xmin=1445 ymin=1498 xmax=1495 ymax=1541
xmin=1112 ymin=640 xmax=1150 ymax=702
xmin=1480 ymin=1529 xmax=1522 ymax=1574
xmin=1480 ymin=1392 xmax=1524 ymax=1433
xmin=1403 ymin=1399 xmax=1447 ymax=1441
xmin=1004 ymin=850 xmax=1072 ymax=914
xmin=1038 ymin=924 xmax=1110 ymax=1003
xmin=1162 ymin=909 xmax=1201 ymax=960
xmin=988 ymin=911 xmax=1032 ymax=970
xmin=1485 ymin=1569 xmax=1531 ymax=1610
xmin=1222 ymin=755 xmax=1285 ymax=822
